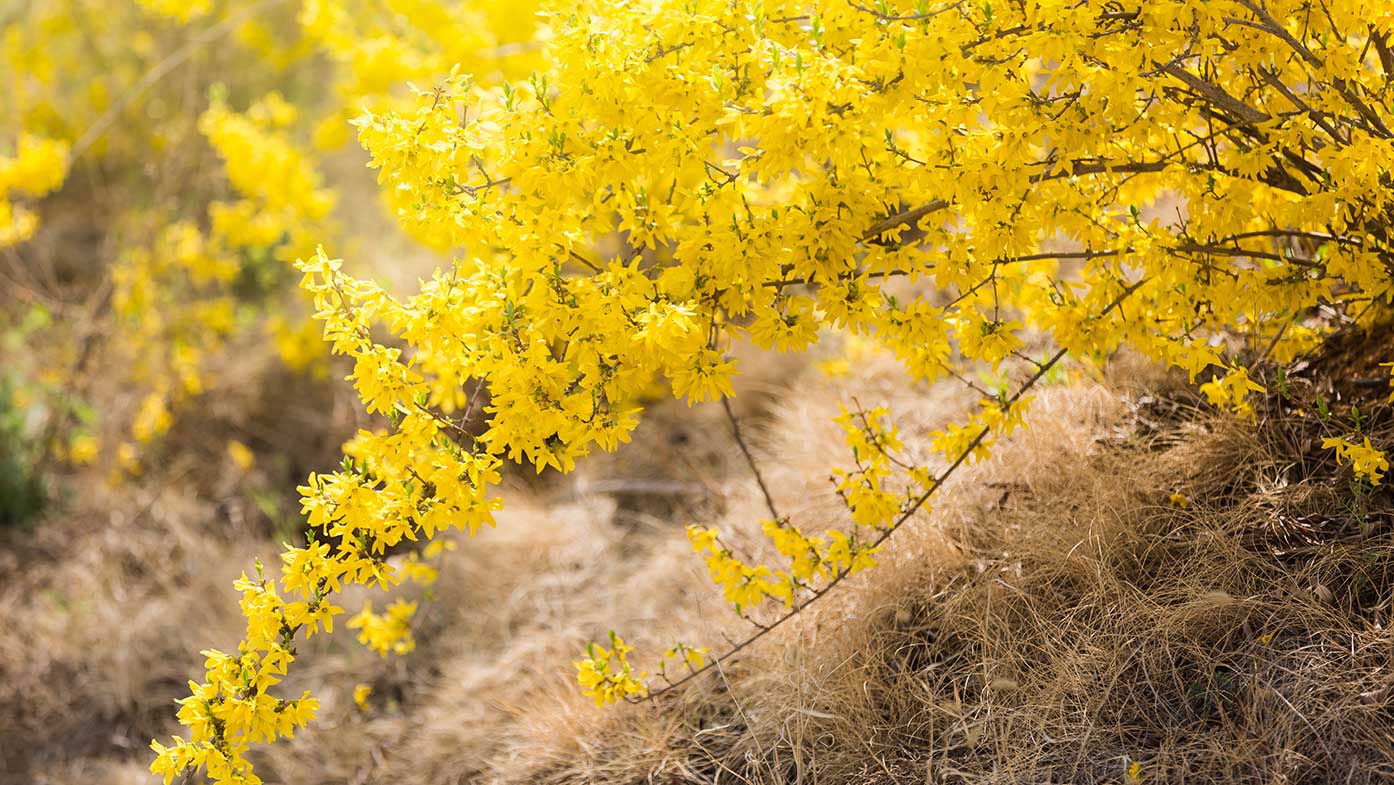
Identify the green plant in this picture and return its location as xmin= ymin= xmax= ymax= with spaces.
xmin=0 ymin=378 xmax=46 ymax=528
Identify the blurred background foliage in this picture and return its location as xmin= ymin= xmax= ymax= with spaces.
xmin=0 ymin=0 xmax=544 ymax=526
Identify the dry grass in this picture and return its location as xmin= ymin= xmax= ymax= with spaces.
xmin=4 ymin=331 xmax=1393 ymax=785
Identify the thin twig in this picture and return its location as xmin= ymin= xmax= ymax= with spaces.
xmin=722 ymin=397 xmax=782 ymax=522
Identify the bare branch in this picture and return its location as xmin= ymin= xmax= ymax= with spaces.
xmin=722 ymin=397 xmax=783 ymax=523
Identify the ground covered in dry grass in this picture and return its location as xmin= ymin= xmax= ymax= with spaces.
xmin=3 ymin=330 xmax=1393 ymax=785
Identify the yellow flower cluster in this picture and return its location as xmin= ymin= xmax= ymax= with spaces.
xmin=1200 ymin=368 xmax=1267 ymax=419
xmin=0 ymin=134 xmax=67 ymax=247
xmin=1323 ymin=436 xmax=1390 ymax=486
xmin=149 ymin=563 xmax=327 ymax=785
xmin=688 ymin=516 xmax=880 ymax=613
xmin=298 ymin=0 xmax=543 ymax=152
xmin=574 ymin=632 xmax=647 ymax=706
xmin=659 ymin=642 xmax=709 ymax=675
xmin=834 ymin=405 xmax=908 ymax=526
xmin=343 ymin=538 xmax=452 ymax=657
xmin=149 ymin=367 xmax=504 ymax=781
xmin=349 ymin=599 xmax=419 ymax=657
xmin=200 ymin=93 xmax=334 ymax=261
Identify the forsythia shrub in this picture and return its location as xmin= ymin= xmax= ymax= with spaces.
xmin=12 ymin=0 xmax=1393 ymax=782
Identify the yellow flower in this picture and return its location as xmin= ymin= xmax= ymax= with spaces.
xmin=671 ymin=349 xmax=738 ymax=405
xmin=227 ymin=441 xmax=256 ymax=471
xmin=352 ymin=683 xmax=373 ymax=710
xmin=1323 ymin=436 xmax=1389 ymax=486
xmin=67 ymin=434 xmax=99 ymax=466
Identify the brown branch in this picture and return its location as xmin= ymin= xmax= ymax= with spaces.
xmin=858 ymin=158 xmax=1194 ymax=249
xmin=645 ymin=41 xmax=693 ymax=64
xmin=722 ymin=397 xmax=783 ymax=522
xmin=1159 ymin=63 xmax=1271 ymax=125
xmin=860 ymin=199 xmax=950 ymax=242
xmin=1255 ymin=66 xmax=1345 ymax=145
xmin=566 ymin=249 xmax=603 ymax=273
xmin=1206 ymin=228 xmax=1360 ymax=248
xmin=768 ymin=248 xmax=1122 ymax=290
xmin=1173 ymin=243 xmax=1321 ymax=268
xmin=1373 ymin=30 xmax=1394 ymax=78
